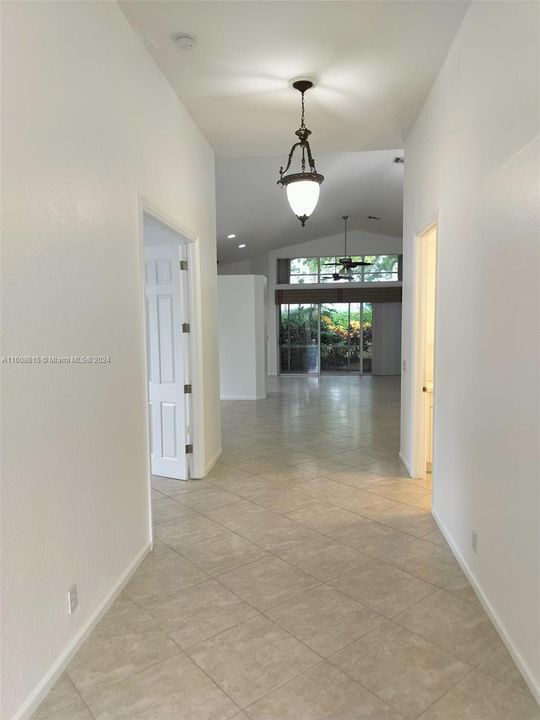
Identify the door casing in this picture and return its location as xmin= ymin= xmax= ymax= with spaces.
xmin=410 ymin=219 xmax=439 ymax=481
xmin=137 ymin=197 xmax=205 ymax=546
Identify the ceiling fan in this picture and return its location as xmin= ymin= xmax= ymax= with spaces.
xmin=321 ymin=215 xmax=372 ymax=281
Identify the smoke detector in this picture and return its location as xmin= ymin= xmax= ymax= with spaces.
xmin=174 ymin=34 xmax=196 ymax=50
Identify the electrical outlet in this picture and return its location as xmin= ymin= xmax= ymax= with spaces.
xmin=472 ymin=530 xmax=478 ymax=553
xmin=67 ymin=584 xmax=78 ymax=615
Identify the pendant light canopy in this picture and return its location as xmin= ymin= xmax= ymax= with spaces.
xmin=278 ymin=79 xmax=324 ymax=226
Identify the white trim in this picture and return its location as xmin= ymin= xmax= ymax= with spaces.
xmin=410 ymin=217 xmax=439 ymax=479
xmin=137 ymin=199 xmax=155 ymax=546
xmin=138 ymin=198 xmax=206 ymax=496
xmin=201 ymin=446 xmax=223 ymax=478
xmin=15 ymin=543 xmax=151 ymax=720
xmin=186 ymin=239 xmax=205 ymax=480
xmin=432 ymin=511 xmax=540 ymax=704
xmin=398 ymin=450 xmax=413 ymax=476
xmin=275 ymin=280 xmax=403 ymax=290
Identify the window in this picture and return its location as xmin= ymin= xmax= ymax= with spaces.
xmin=362 ymin=255 xmax=400 ymax=282
xmin=280 ymin=255 xmax=401 ymax=284
xmin=289 ymin=257 xmax=319 ymax=284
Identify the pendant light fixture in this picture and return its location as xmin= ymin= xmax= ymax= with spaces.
xmin=277 ymin=79 xmax=324 ymax=227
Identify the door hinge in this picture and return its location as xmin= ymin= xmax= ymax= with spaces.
xmin=184 ymin=384 xmax=192 ymax=394
xmin=182 ymin=323 xmax=190 ymax=333
xmin=179 ymin=260 xmax=188 ymax=270
xmin=185 ymin=444 xmax=193 ymax=454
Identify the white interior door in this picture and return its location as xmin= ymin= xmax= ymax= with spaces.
xmin=145 ymin=245 xmax=188 ymax=479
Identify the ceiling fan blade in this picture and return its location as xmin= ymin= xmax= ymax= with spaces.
xmin=321 ymin=263 xmax=337 ymax=267
xmin=329 ymin=274 xmax=354 ymax=281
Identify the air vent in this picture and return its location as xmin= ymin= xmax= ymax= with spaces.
xmin=393 ymin=156 xmax=404 ymax=164
xmin=368 ymin=215 xmax=381 ymax=221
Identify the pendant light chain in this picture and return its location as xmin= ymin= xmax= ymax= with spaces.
xmin=277 ymin=79 xmax=324 ymax=226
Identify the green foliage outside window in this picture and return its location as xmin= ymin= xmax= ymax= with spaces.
xmin=279 ymin=303 xmax=373 ymax=373
xmin=286 ymin=255 xmax=399 ymax=283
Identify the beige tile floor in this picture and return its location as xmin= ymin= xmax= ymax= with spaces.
xmin=33 ymin=376 xmax=539 ymax=720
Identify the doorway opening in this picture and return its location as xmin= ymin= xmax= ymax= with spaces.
xmin=413 ymin=223 xmax=437 ymax=479
xmin=142 ymin=213 xmax=194 ymax=481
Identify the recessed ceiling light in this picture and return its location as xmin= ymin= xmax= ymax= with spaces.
xmin=238 ymin=243 xmax=246 ymax=249
xmin=173 ymin=34 xmax=196 ymax=50
xmin=227 ymin=233 xmax=236 ymax=239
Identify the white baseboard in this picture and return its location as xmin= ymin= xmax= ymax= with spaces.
xmin=202 ymin=446 xmax=223 ymax=477
xmin=220 ymin=394 xmax=266 ymax=400
xmin=398 ymin=450 xmax=413 ymax=476
xmin=15 ymin=542 xmax=151 ymax=720
xmin=432 ymin=510 xmax=540 ymax=704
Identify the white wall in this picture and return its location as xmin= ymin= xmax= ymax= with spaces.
xmin=400 ymin=0 xmax=540 ymax=699
xmin=218 ymin=276 xmax=267 ymax=400
xmin=1 ymin=3 xmax=220 ymax=718
xmin=217 ymin=258 xmax=253 ymax=275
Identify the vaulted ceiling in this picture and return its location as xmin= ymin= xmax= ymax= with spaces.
xmin=120 ymin=1 xmax=470 ymax=260
xmin=216 ymin=150 xmax=404 ymax=262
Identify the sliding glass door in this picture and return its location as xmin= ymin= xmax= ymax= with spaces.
xmin=320 ymin=303 xmax=351 ymax=373
xmin=349 ymin=304 xmax=362 ymax=372
xmin=279 ymin=304 xmax=319 ymax=374
xmin=320 ymin=303 xmax=370 ymax=374
xmin=279 ymin=302 xmax=372 ymax=375
xmin=362 ymin=303 xmax=372 ymax=373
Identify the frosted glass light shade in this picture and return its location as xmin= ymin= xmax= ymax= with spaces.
xmin=286 ymin=180 xmax=320 ymax=220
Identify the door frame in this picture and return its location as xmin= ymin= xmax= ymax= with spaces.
xmin=411 ymin=218 xmax=439 ymax=480
xmin=137 ymin=197 xmax=205 ymax=543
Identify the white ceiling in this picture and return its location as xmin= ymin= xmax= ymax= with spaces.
xmin=216 ymin=150 xmax=403 ymax=262
xmin=120 ymin=1 xmax=469 ymax=157
xmin=120 ymin=1 xmax=469 ymax=262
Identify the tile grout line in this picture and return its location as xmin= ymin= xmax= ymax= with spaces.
xmin=39 ymin=375 xmax=527 ymax=719
xmin=150 ymin=507 xmax=485 ymax=715
xmin=151 ymin=491 xmax=517 ymax=702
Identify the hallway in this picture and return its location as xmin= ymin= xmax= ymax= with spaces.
xmin=34 ymin=377 xmax=536 ymax=720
